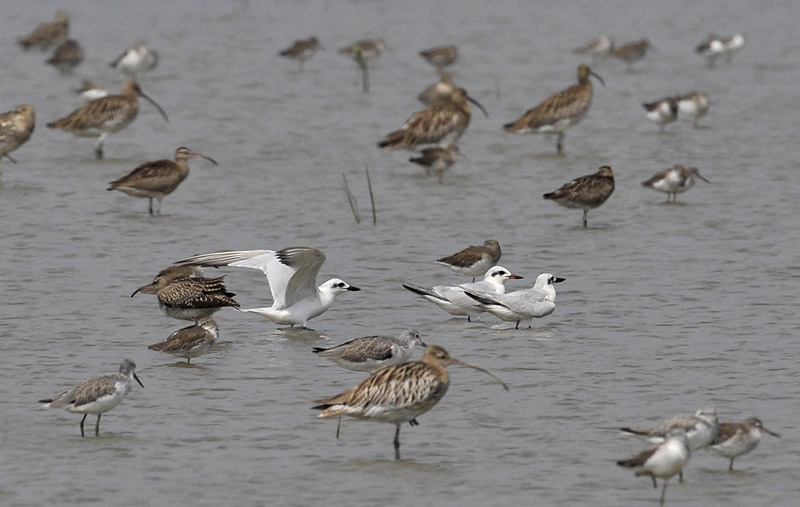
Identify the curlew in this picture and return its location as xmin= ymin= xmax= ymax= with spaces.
xmin=108 ymin=146 xmax=217 ymax=215
xmin=313 ymin=344 xmax=507 ymax=460
xmin=47 ymin=80 xmax=168 ymax=159
xmin=504 ymin=64 xmax=603 ymax=154
xmin=419 ymin=45 xmax=458 ymax=72
xmin=18 ymin=11 xmax=69 ymax=50
xmin=39 ymin=359 xmax=143 ymax=437
xmin=543 ymin=165 xmax=615 ymax=227
xmin=378 ymin=87 xmax=487 ymax=150
xmin=708 ymin=417 xmax=780 ymax=471
xmin=148 ymin=317 xmax=219 ymax=364
xmin=642 ymin=164 xmax=710 ymax=203
xmin=0 ymin=104 xmax=36 ymax=164
xmin=279 ymin=37 xmax=322 ymax=71
xmin=132 ymin=265 xmax=239 ymax=323
xmin=110 ymin=42 xmax=158 ymax=77
xmin=46 ymin=39 xmax=83 ymax=74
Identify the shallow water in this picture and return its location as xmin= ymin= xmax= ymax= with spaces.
xmin=1 ymin=1 xmax=799 ymax=506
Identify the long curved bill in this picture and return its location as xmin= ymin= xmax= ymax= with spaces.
xmin=452 ymin=358 xmax=509 ymax=390
xmin=190 ymin=152 xmax=219 ymax=165
xmin=467 ymin=95 xmax=489 ymax=118
xmin=131 ymin=282 xmax=157 ymax=297
xmin=138 ymin=90 xmax=169 ymax=122
xmin=590 ymin=70 xmax=606 ymax=87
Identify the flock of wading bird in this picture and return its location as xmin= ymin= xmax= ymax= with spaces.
xmin=8 ymin=11 xmax=774 ymax=504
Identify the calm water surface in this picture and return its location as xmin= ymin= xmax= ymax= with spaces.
xmin=1 ymin=1 xmax=799 ymax=506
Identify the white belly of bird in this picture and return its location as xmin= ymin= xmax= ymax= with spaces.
xmin=68 ymin=382 xmax=130 ymax=414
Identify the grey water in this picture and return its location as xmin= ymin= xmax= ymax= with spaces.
xmin=1 ymin=1 xmax=798 ymax=505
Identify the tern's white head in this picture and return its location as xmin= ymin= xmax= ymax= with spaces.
xmin=319 ymin=278 xmax=361 ymax=295
xmin=483 ymin=265 xmax=523 ymax=287
xmin=532 ymin=273 xmax=566 ymax=300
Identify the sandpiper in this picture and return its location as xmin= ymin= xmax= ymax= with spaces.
xmin=74 ymin=80 xmax=108 ymax=101
xmin=403 ymin=265 xmax=522 ymax=322
xmin=708 ymin=417 xmax=780 ymax=471
xmin=18 ymin=11 xmax=69 ymax=50
xmin=176 ymin=247 xmax=360 ymax=329
xmin=435 ymin=239 xmax=501 ymax=281
xmin=611 ymin=39 xmax=651 ymax=71
xmin=148 ymin=317 xmax=219 ymax=364
xmin=313 ymin=330 xmax=426 ymax=372
xmin=643 ymin=97 xmax=678 ymax=132
xmin=543 ymin=165 xmax=615 ymax=228
xmin=722 ymin=33 xmax=746 ymax=62
xmin=675 ymin=92 xmax=709 ymax=128
xmin=313 ymin=345 xmax=507 ymax=460
xmin=408 ymin=145 xmax=461 ymax=183
xmin=47 ymin=80 xmax=168 ymax=159
xmin=378 ymin=87 xmax=487 ymax=150
xmin=504 ymin=64 xmax=604 ymax=154
xmin=617 ymin=429 xmax=691 ymax=506
xmin=108 ymin=146 xmax=218 ymax=215
xmin=132 ymin=265 xmax=239 ymax=323
xmin=464 ymin=273 xmax=564 ymax=329
xmin=695 ymin=35 xmax=727 ymax=67
xmin=279 ymin=37 xmax=322 ymax=71
xmin=46 ymin=39 xmax=83 ymax=74
xmin=642 ymin=164 xmax=710 ymax=203
xmin=339 ymin=39 xmax=385 ymax=92
xmin=620 ymin=408 xmax=719 ymax=451
xmin=110 ymin=42 xmax=159 ymax=77
xmin=419 ymin=45 xmax=458 ymax=72
xmin=39 ymin=359 xmax=143 ymax=437
xmin=418 ymin=72 xmax=456 ymax=106
xmin=573 ymin=34 xmax=614 ymax=57
xmin=0 ymin=104 xmax=36 ymax=164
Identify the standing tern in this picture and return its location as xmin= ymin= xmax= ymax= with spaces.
xmin=464 ymin=273 xmax=564 ymax=329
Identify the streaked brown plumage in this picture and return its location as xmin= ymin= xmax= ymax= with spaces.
xmin=642 ymin=164 xmax=710 ymax=203
xmin=132 ymin=266 xmax=239 ymax=323
xmin=543 ymin=165 xmax=615 ymax=227
xmin=0 ymin=104 xmax=36 ymax=164
xmin=436 ymin=239 xmax=501 ymax=281
xmin=46 ymin=39 xmax=83 ymax=74
xmin=18 ymin=11 xmax=69 ymax=50
xmin=313 ymin=330 xmax=426 ymax=372
xmin=279 ymin=37 xmax=321 ymax=70
xmin=504 ymin=64 xmax=603 ymax=154
xmin=611 ymin=38 xmax=650 ymax=70
xmin=313 ymin=344 xmax=507 ymax=460
xmin=47 ymin=80 xmax=168 ymax=160
xmin=709 ymin=418 xmax=780 ymax=471
xmin=108 ymin=146 xmax=218 ymax=215
xmin=379 ymin=88 xmax=486 ymax=150
xmin=419 ymin=45 xmax=457 ymax=72
xmin=148 ymin=317 xmax=219 ymax=364
xmin=409 ymin=145 xmax=460 ymax=183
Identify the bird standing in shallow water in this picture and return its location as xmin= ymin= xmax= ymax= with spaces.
xmin=641 ymin=164 xmax=710 ymax=203
xmin=675 ymin=92 xmax=709 ymax=128
xmin=47 ymin=80 xmax=168 ymax=160
xmin=708 ymin=417 xmax=780 ymax=471
xmin=435 ymin=239 xmax=501 ymax=281
xmin=419 ymin=45 xmax=457 ymax=72
xmin=617 ymin=429 xmax=691 ymax=506
xmin=408 ymin=145 xmax=461 ymax=183
xmin=39 ymin=359 xmax=143 ymax=437
xmin=643 ymin=97 xmax=678 ymax=132
xmin=110 ymin=42 xmax=158 ymax=77
xmin=148 ymin=317 xmax=219 ymax=364
xmin=313 ymin=344 xmax=507 ymax=460
xmin=543 ymin=165 xmax=615 ymax=227
xmin=313 ymin=330 xmax=426 ymax=373
xmin=18 ymin=11 xmax=69 ymax=50
xmin=464 ymin=273 xmax=563 ymax=329
xmin=280 ymin=37 xmax=322 ymax=71
xmin=611 ymin=39 xmax=651 ymax=71
xmin=107 ymin=146 xmax=218 ymax=215
xmin=46 ymin=39 xmax=83 ymax=74
xmin=504 ymin=64 xmax=603 ymax=154
xmin=0 ymin=104 xmax=36 ymax=164
xmin=378 ymin=87 xmax=487 ymax=150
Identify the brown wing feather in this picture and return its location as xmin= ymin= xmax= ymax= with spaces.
xmin=505 ymin=83 xmax=591 ymax=131
xmin=109 ymin=160 xmax=183 ymax=191
xmin=47 ymin=96 xmax=135 ymax=130
xmin=617 ymin=445 xmax=658 ymax=468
